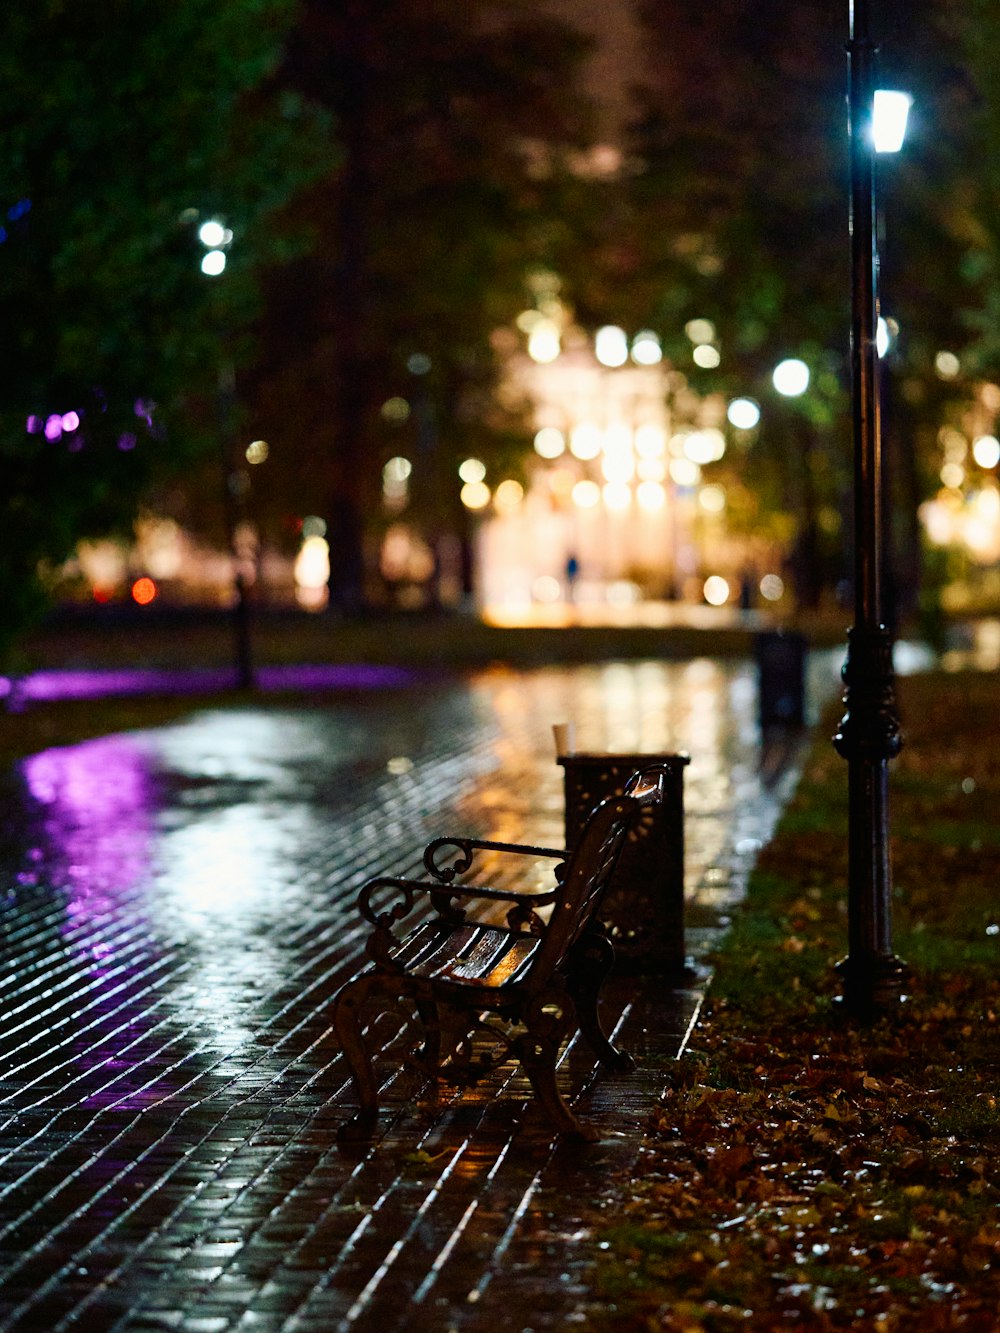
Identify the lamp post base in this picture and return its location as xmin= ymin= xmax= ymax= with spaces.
xmin=835 ymin=952 xmax=908 ymax=1022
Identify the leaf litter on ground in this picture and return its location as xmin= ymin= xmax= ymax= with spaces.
xmin=588 ymin=669 xmax=1000 ymax=1332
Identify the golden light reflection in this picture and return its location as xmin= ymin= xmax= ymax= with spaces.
xmin=572 ymin=480 xmax=601 ymax=508
xmin=636 ymin=480 xmax=666 ymax=511
xmin=569 ymin=424 xmax=601 ymax=461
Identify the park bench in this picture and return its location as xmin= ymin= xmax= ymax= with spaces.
xmin=332 ymin=764 xmax=669 ymax=1143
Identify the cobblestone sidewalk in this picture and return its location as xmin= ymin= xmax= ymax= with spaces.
xmin=0 ymin=657 xmax=827 ymax=1331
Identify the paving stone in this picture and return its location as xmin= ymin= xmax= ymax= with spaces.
xmin=0 ymin=658 xmax=834 ymax=1330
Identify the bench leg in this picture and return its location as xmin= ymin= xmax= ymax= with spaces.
xmin=332 ymin=975 xmax=380 ymax=1143
xmin=413 ymin=997 xmax=442 ymax=1070
xmin=516 ymin=992 xmax=596 ymax=1140
xmin=516 ymin=1033 xmax=595 ymax=1140
xmin=569 ymin=932 xmax=635 ymax=1073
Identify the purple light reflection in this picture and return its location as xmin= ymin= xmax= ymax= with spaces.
xmin=22 ymin=735 xmax=165 ymax=1108
xmin=2 ymin=662 xmax=419 ymax=704
xmin=24 ymin=734 xmax=158 ymax=913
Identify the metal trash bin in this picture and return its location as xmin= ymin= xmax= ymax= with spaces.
xmin=557 ymin=752 xmax=690 ymax=977
xmin=755 ymin=629 xmax=807 ymax=730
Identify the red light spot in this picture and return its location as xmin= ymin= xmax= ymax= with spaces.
xmin=131 ymin=577 xmax=157 ymax=606
xmin=92 ymin=586 xmax=113 ymax=604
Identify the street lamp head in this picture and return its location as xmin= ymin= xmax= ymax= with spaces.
xmin=872 ymin=90 xmax=912 ymax=153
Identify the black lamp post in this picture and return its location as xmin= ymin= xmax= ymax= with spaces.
xmin=199 ymin=218 xmax=254 ymax=691
xmin=832 ymin=0 xmax=908 ymax=1018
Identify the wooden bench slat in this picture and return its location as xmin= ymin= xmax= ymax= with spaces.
xmin=391 ymin=922 xmax=482 ymax=971
xmin=431 ymin=929 xmax=539 ymax=988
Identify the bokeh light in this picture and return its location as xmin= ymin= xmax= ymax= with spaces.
xmin=534 ymin=426 xmax=565 ymax=459
xmin=972 ymin=435 xmax=1000 ymax=469
xmin=380 ymin=397 xmax=411 ymax=423
xmin=760 ymin=573 xmax=785 ymax=602
xmin=685 ymin=318 xmax=715 ymax=345
xmin=528 ymin=320 xmax=561 ymax=363
xmin=772 ymin=358 xmax=810 ymax=397
xmin=699 ymin=484 xmax=726 ymax=513
xmin=494 ymin=479 xmax=524 ymax=511
xmin=458 ymin=457 xmax=486 ymax=484
xmin=636 ymin=480 xmax=666 ymax=511
xmin=602 ymin=482 xmax=632 ymax=511
xmin=727 ymin=397 xmax=761 ymax=430
xmin=200 ymin=250 xmax=226 ymax=276
xmin=631 ymin=330 xmax=662 ymax=365
xmin=571 ymin=480 xmax=601 ymax=508
xmin=131 ymin=577 xmax=157 ymax=606
xmin=569 ymin=424 xmax=601 ymax=461
xmin=934 ymin=351 xmax=960 ymax=380
xmin=670 ymin=458 xmax=701 ymax=487
xmin=703 ymin=575 xmax=730 ymax=606
xmin=460 ymin=480 xmax=491 ymax=510
xmin=198 ymin=220 xmax=226 ymax=248
xmin=595 ymin=325 xmax=628 ymax=368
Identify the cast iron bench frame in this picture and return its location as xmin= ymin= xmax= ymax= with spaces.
xmin=332 ymin=765 xmax=668 ymax=1142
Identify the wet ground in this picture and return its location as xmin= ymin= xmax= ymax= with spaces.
xmin=0 ymin=656 xmax=838 ymax=1331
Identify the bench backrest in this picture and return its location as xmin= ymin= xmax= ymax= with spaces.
xmin=526 ymin=765 xmax=666 ymax=986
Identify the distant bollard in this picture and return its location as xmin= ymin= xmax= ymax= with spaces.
xmin=557 ymin=752 xmax=691 ymax=978
xmin=755 ymin=630 xmax=808 ymax=730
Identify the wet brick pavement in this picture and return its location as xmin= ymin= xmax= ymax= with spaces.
xmin=0 ymin=656 xmax=836 ymax=1331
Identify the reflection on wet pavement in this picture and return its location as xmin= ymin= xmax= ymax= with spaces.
xmin=0 ymin=657 xmax=837 ymax=1331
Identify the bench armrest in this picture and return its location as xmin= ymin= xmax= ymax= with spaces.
xmin=423 ymin=835 xmax=567 ymax=884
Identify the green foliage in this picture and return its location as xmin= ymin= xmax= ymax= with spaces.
xmin=0 ymin=0 xmax=329 ymax=655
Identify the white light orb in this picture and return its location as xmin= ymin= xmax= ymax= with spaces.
xmin=772 ymin=358 xmax=810 ymax=397
xmin=528 ymin=320 xmax=561 ymax=363
xmin=636 ymin=480 xmax=666 ymax=511
xmin=703 ymin=575 xmax=731 ymax=606
xmin=200 ymin=250 xmax=226 ymax=276
xmin=602 ymin=482 xmax=632 ymax=511
xmin=727 ymin=397 xmax=761 ymax=430
xmin=198 ymin=220 xmax=226 ymax=248
xmin=692 ymin=344 xmax=720 ymax=369
xmin=635 ymin=424 xmax=666 ymax=457
xmin=569 ymin=423 xmax=602 ymax=461
xmin=594 ymin=325 xmax=629 ymax=368
xmin=631 ymin=330 xmax=662 ymax=365
xmin=972 ymin=435 xmax=1000 ymax=469
xmin=534 ymin=426 xmax=565 ymax=459
xmin=670 ymin=458 xmax=701 ymax=487
xmin=458 ymin=457 xmax=486 ymax=483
